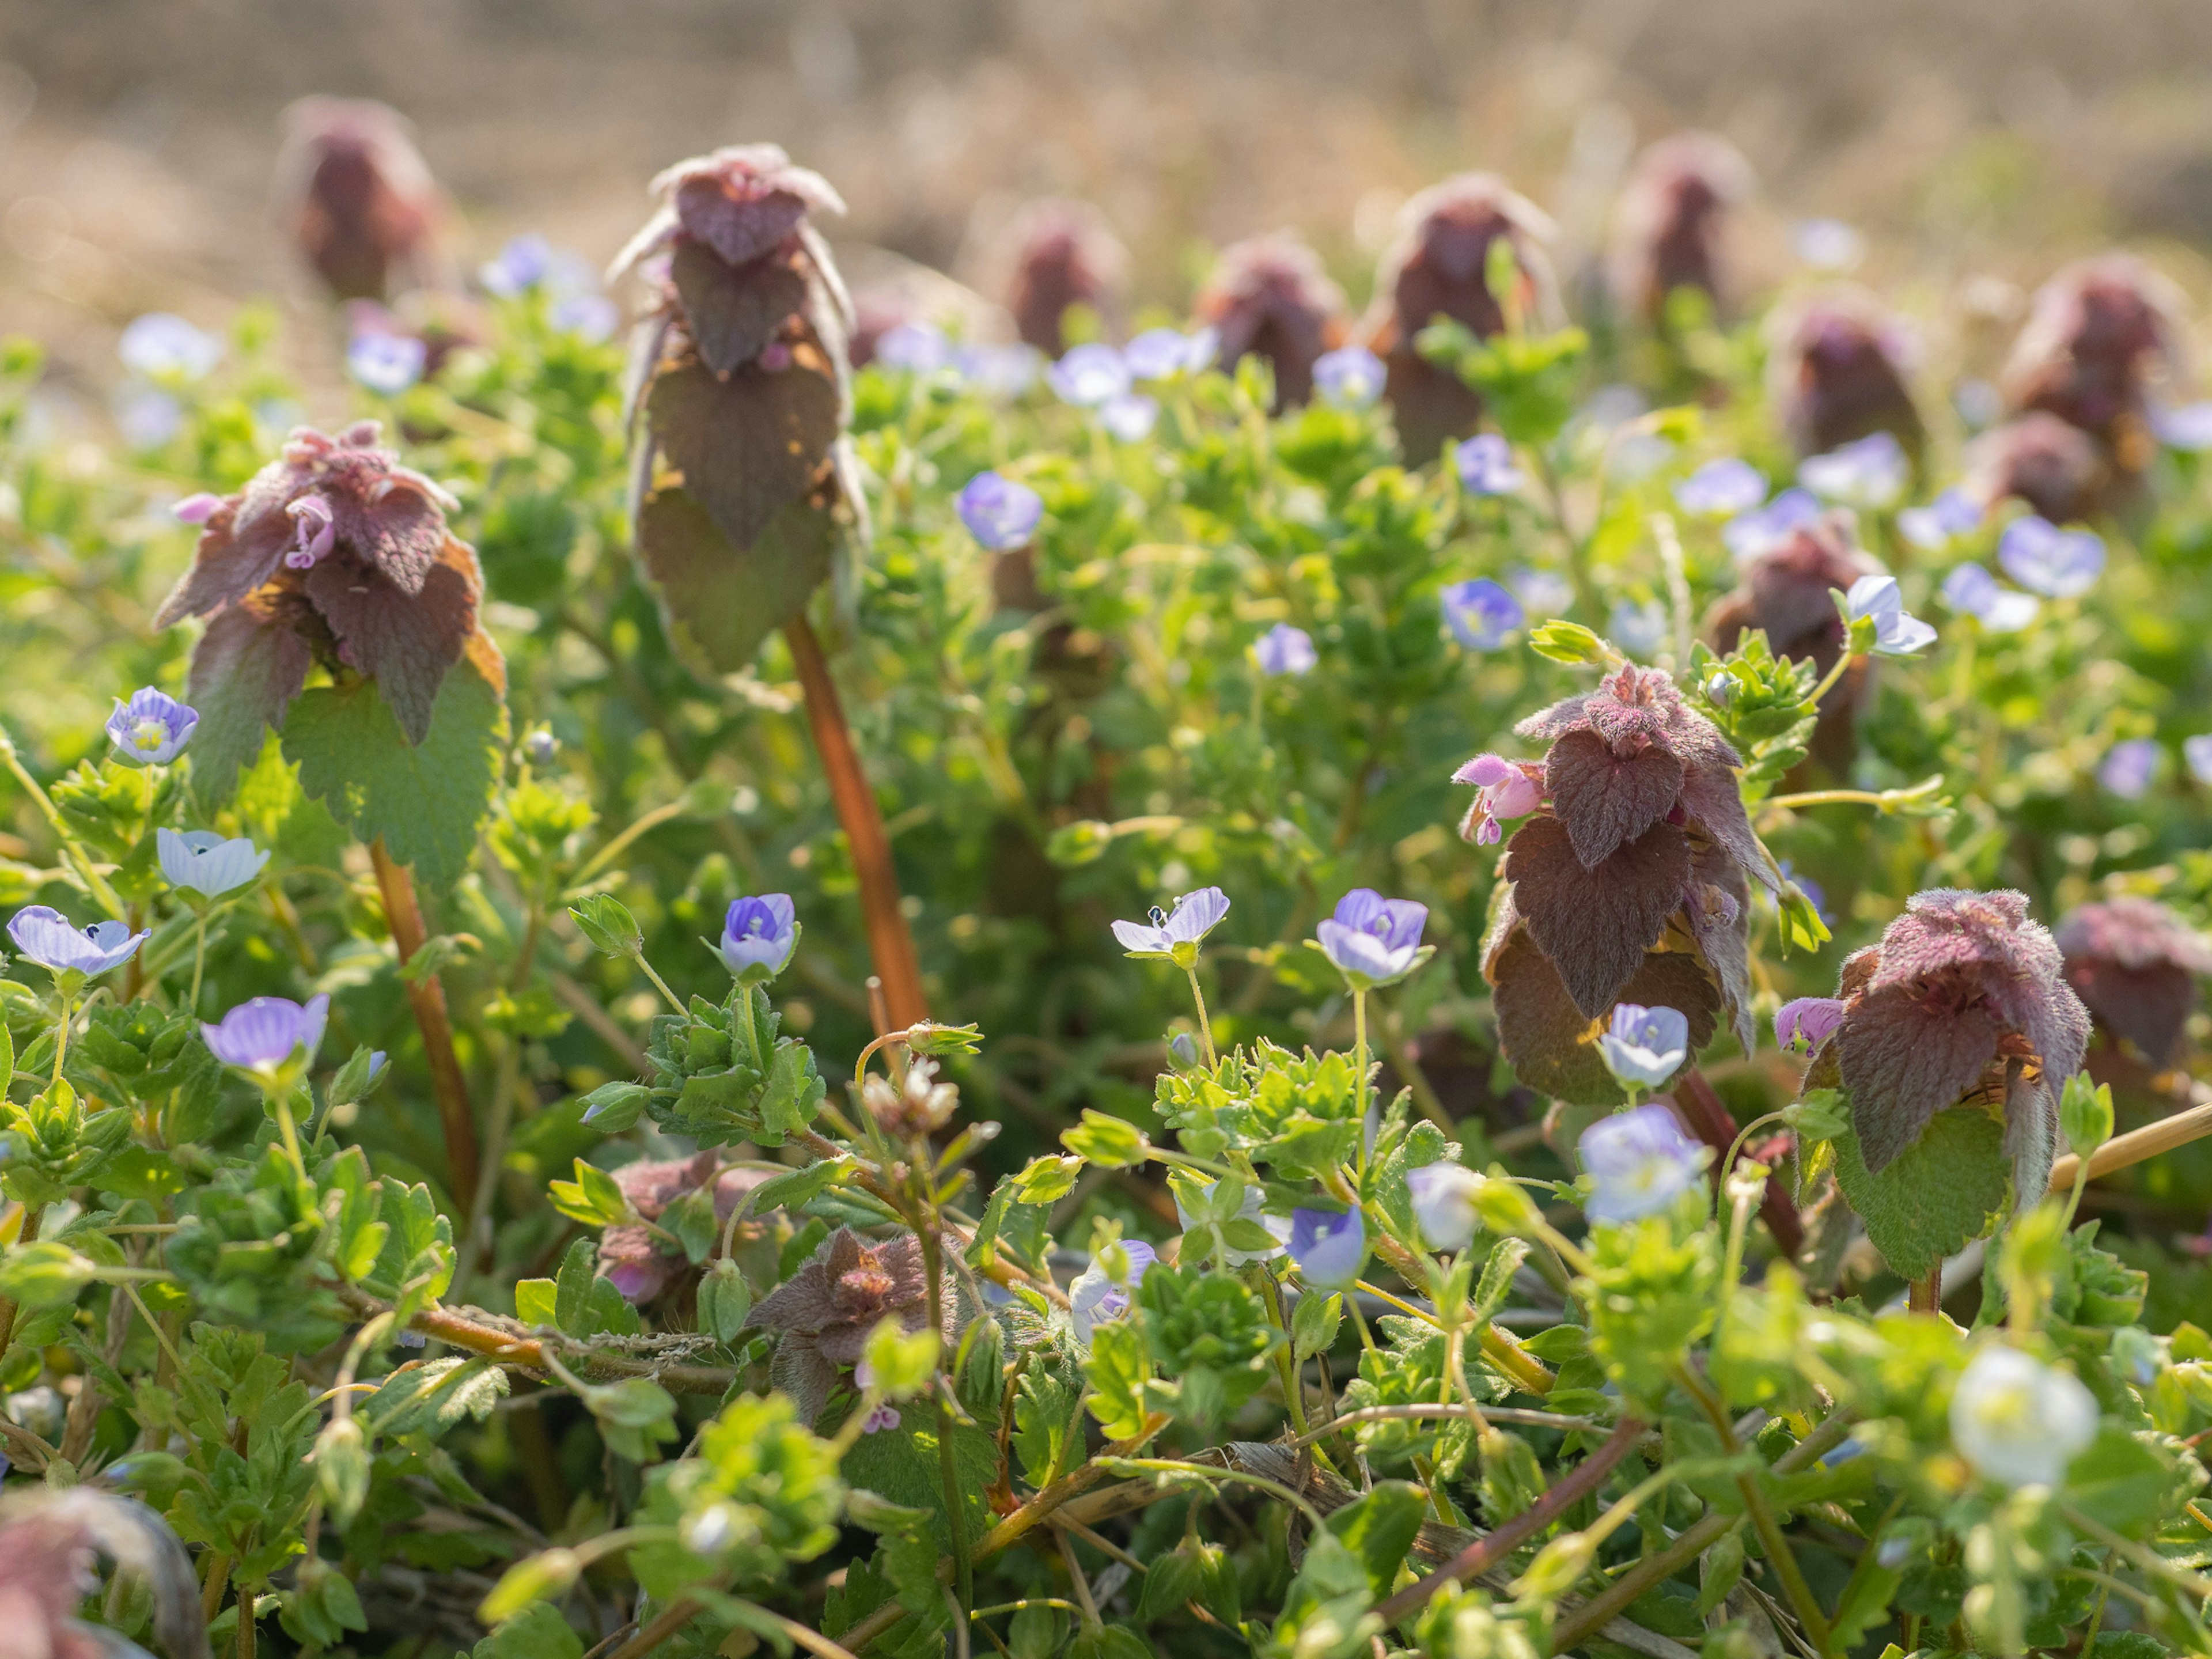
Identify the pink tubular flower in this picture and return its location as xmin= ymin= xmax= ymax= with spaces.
xmin=1453 ymin=753 xmax=1543 ymax=846
xmin=1775 ymin=997 xmax=1846 ymax=1055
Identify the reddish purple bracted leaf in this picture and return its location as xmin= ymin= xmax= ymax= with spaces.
xmin=184 ymin=603 xmax=312 ymax=805
xmin=671 ymin=238 xmax=810 ymax=376
xmin=1545 ymin=728 xmax=1685 ymax=869
xmin=1490 ymin=928 xmax=1718 ymax=1105
xmin=1862 ymin=888 xmax=2038 ymax=996
xmin=2066 ymin=960 xmax=2197 ymax=1067
xmin=1677 ymin=761 xmax=1779 ymax=895
xmin=1838 ymin=986 xmax=2001 ymax=1172
xmin=304 ymin=537 xmax=480 ymax=745
xmin=153 ymin=489 xmax=297 ymax=627
xmin=647 ymin=354 xmax=841 ymax=554
xmin=328 ymin=474 xmax=447 ymax=597
xmin=1687 ymin=841 xmax=1756 ymax=1055
xmin=2002 ymin=1061 xmax=2061 ymax=1203
xmin=1505 ymin=813 xmax=1692 ymax=1019
xmin=675 ymin=180 xmax=811 ymax=269
xmin=2056 ymin=896 xmax=2212 ymax=976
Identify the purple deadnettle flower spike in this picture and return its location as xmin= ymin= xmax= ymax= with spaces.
xmin=1578 ymin=1104 xmax=1707 ymax=1224
xmin=1069 ymin=1239 xmax=1157 ymax=1347
xmin=1997 ymin=516 xmax=2104 ymax=600
xmin=1312 ymin=345 xmax=1385 ymax=408
xmin=202 ymin=993 xmax=331 ymax=1074
xmin=6 ymin=907 xmax=150 ymax=979
xmin=156 ymin=829 xmax=270 ymax=900
xmin=1406 ymin=1162 xmax=1483 ymax=1252
xmin=105 ymin=687 xmax=199 ymax=767
xmin=1112 ymin=887 xmax=1229 ymax=965
xmin=1673 ymin=457 xmax=1767 ymax=517
xmin=1845 ymin=574 xmax=1937 ymax=656
xmin=1047 ymin=342 xmax=1131 ymax=408
xmin=1453 ymin=753 xmax=1541 ymax=847
xmin=719 ymin=894 xmax=798 ymax=980
xmin=1455 ymin=433 xmax=1524 ymax=496
xmin=1441 ymin=578 xmax=1524 ymax=651
xmin=955 ymin=471 xmax=1044 ymax=552
xmin=1315 ymin=888 xmax=1430 ymax=989
xmin=1774 ymin=996 xmax=1847 ymax=1055
xmin=2099 ymin=739 xmax=2159 ymax=800
xmin=1287 ymin=1207 xmax=1366 ymax=1293
xmin=1798 ymin=431 xmax=1909 ymax=511
xmin=1253 ymin=622 xmax=1317 ymax=677
xmin=1596 ymin=1002 xmax=1690 ymax=1090
xmin=1722 ymin=487 xmax=1823 ymax=561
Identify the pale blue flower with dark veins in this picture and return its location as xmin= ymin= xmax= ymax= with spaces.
xmin=551 ymin=293 xmax=619 ymax=342
xmin=1123 ymin=327 xmax=1216 ymax=380
xmin=1287 ymin=1207 xmax=1366 ymax=1292
xmin=1998 ymin=516 xmax=2104 ymax=599
xmin=1596 ymin=1003 xmax=1690 ymax=1089
xmin=1112 ymin=888 xmax=1229 ymax=960
xmin=1899 ymin=487 xmax=1984 ymax=551
xmin=479 ymin=234 xmax=555 ymax=296
xmin=1793 ymin=218 xmax=1864 ymax=272
xmin=875 ymin=321 xmax=952 ymax=373
xmin=2186 ymin=733 xmax=2212 ymax=786
xmin=106 ymin=687 xmax=198 ymax=766
xmin=157 ymin=830 xmax=269 ymax=900
xmin=956 ymin=471 xmax=1044 ymax=551
xmin=1312 ymin=346 xmax=1384 ymax=408
xmin=1940 ymin=563 xmax=2039 ymax=634
xmin=1505 ymin=565 xmax=1574 ymax=616
xmin=1579 ymin=1104 xmax=1707 ymax=1224
xmin=1047 ymin=343 xmax=1131 ymax=407
xmin=1723 ymin=487 xmax=1823 ymax=561
xmin=348 ymin=332 xmax=426 ymax=395
xmin=1798 ymin=431 xmax=1909 ymax=511
xmin=1673 ymin=458 xmax=1767 ymax=517
xmin=1069 ymin=1239 xmax=1157 ymax=1347
xmin=1441 ymin=578 xmax=1524 ymax=650
xmin=7 ymin=907 xmax=149 ymax=978
xmin=2099 ymin=739 xmax=2159 ymax=800
xmin=952 ymin=343 xmax=1041 ymax=397
xmin=1252 ymin=623 xmax=1317 ymax=677
xmin=119 ymin=313 xmax=222 ymax=383
xmin=1455 ymin=433 xmax=1525 ymax=496
xmin=719 ymin=894 xmax=798 ymax=979
xmin=1406 ymin=1162 xmax=1483 ymax=1252
xmin=1609 ymin=598 xmax=1671 ymax=660
xmin=115 ymin=387 xmax=184 ymax=450
xmin=1846 ymin=574 xmax=1937 ymax=656
xmin=1099 ymin=392 xmax=1159 ymax=442
xmin=202 ymin=994 xmax=331 ymax=1073
xmin=1314 ymin=888 xmax=1428 ymax=988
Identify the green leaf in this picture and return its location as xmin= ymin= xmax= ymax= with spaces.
xmin=1471 ymin=1237 xmax=1530 ymax=1323
xmin=747 ymin=1157 xmax=847 ymax=1218
xmin=1326 ymin=1480 xmax=1427 ymax=1600
xmin=576 ymin=1081 xmax=650 ymax=1133
xmin=1061 ymin=1109 xmax=1149 ymax=1168
xmin=1013 ymin=1370 xmax=1081 ymax=1487
xmin=471 ymin=1603 xmax=583 ymax=1659
xmin=1085 ymin=1321 xmax=1150 ymax=1441
xmin=1291 ymin=1290 xmax=1343 ymax=1363
xmin=698 ymin=1259 xmax=753 ymax=1342
xmin=282 ymin=658 xmax=507 ymax=887
xmin=514 ymin=1279 xmax=559 ymax=1327
xmin=1011 ymin=1154 xmax=1082 ymax=1204
xmin=548 ymin=1157 xmax=630 ymax=1227
xmin=569 ymin=893 xmax=642 ymax=958
xmin=1830 ymin=1109 xmax=2011 ymax=1281
xmin=2063 ymin=1426 xmax=2171 ymax=1536
xmin=2060 ymin=1074 xmax=2114 ymax=1160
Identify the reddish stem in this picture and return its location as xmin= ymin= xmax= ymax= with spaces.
xmin=370 ymin=836 xmax=479 ymax=1202
xmin=781 ymin=614 xmax=928 ymax=1030
xmin=1371 ymin=1415 xmax=1647 ymax=1626
xmin=1672 ymin=1067 xmax=1804 ymax=1257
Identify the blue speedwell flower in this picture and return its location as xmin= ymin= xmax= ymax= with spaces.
xmin=1112 ymin=887 xmax=1229 ymax=962
xmin=347 ymin=331 xmax=426 ymax=395
xmin=2186 ymin=733 xmax=2212 ymax=786
xmin=955 ymin=471 xmax=1044 ymax=552
xmin=1722 ymin=487 xmax=1822 ymax=560
xmin=1122 ymin=325 xmax=1217 ymax=380
xmin=1609 ymin=598 xmax=1671 ymax=660
xmin=2100 ymin=739 xmax=2160 ymax=800
xmin=1846 ymin=574 xmax=1937 ymax=656
xmin=1998 ymin=516 xmax=2104 ymax=599
xmin=719 ymin=895 xmax=798 ymax=979
xmin=157 ymin=830 xmax=268 ymax=900
xmin=1578 ymin=1104 xmax=1707 ymax=1224
xmin=6 ymin=907 xmax=149 ymax=979
xmin=202 ymin=994 xmax=330 ymax=1074
xmin=1798 ymin=431 xmax=1908 ymax=511
xmin=1252 ymin=622 xmax=1317 ymax=677
xmin=2155 ymin=401 xmax=2212 ymax=453
xmin=876 ymin=321 xmax=952 ymax=373
xmin=1673 ymin=457 xmax=1767 ymax=517
xmin=1454 ymin=433 xmax=1524 ymax=496
xmin=1287 ymin=1207 xmax=1366 ymax=1292
xmin=1069 ymin=1239 xmax=1157 ymax=1347
xmin=105 ymin=687 xmax=198 ymax=766
xmin=1312 ymin=345 xmax=1384 ymax=407
xmin=1505 ymin=565 xmax=1574 ymax=616
xmin=1596 ymin=1003 xmax=1689 ymax=1089
xmin=1899 ymin=487 xmax=1984 ymax=551
xmin=119 ymin=313 xmax=222 ymax=384
xmin=1315 ymin=889 xmax=1428 ymax=988
xmin=1406 ymin=1162 xmax=1483 ymax=1252
xmin=1940 ymin=562 xmax=2039 ymax=633
xmin=1173 ymin=1178 xmax=1287 ymax=1266
xmin=1047 ymin=343 xmax=1131 ymax=407
xmin=1441 ymin=578 xmax=1524 ymax=650
xmin=1099 ymin=392 xmax=1160 ymax=442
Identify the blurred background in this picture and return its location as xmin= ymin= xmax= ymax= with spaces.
xmin=6 ymin=0 xmax=2212 ymax=408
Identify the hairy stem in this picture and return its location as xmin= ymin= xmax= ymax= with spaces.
xmin=369 ymin=836 xmax=479 ymax=1202
xmin=782 ymin=613 xmax=927 ymax=1029
xmin=1673 ymin=1068 xmax=1802 ymax=1257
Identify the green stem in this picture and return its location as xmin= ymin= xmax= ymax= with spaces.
xmin=1353 ymin=988 xmax=1369 ymax=1179
xmin=0 ymin=734 xmax=125 ymax=919
xmin=1806 ymin=649 xmax=1861 ymax=709
xmin=52 ymin=990 xmax=73 ymax=1081
xmin=1677 ymin=1363 xmax=1830 ymax=1652
xmin=188 ymin=913 xmax=208 ymax=1015
xmin=1183 ymin=962 xmax=1217 ymax=1068
xmin=268 ymin=1085 xmax=309 ymax=1188
xmin=921 ymin=1229 xmax=973 ymax=1612
xmin=637 ymin=955 xmax=688 ymax=1016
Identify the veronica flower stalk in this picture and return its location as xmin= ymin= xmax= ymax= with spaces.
xmin=1113 ymin=887 xmax=1229 ymax=1065
xmin=1312 ymin=889 xmax=1430 ymax=1174
xmin=202 ymin=993 xmax=331 ymax=1186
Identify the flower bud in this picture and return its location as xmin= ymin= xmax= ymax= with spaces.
xmin=863 ymin=1056 xmax=959 ymax=1140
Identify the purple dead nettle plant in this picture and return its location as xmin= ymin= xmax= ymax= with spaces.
xmin=1794 ymin=889 xmax=2090 ymax=1202
xmin=745 ymin=1226 xmax=960 ymax=1425
xmin=1193 ymin=231 xmax=1348 ymax=410
xmin=1766 ymin=286 xmax=1926 ymax=466
xmin=999 ymin=198 xmax=1128 ymax=358
xmin=1361 ymin=172 xmax=1559 ymax=462
xmin=595 ymin=1152 xmax=772 ymax=1306
xmin=1703 ymin=512 xmax=1879 ymax=768
xmin=1962 ymin=412 xmax=2105 ymax=525
xmin=1468 ymin=662 xmax=1770 ymax=1105
xmin=154 ymin=421 xmax=504 ymax=801
xmin=276 ymin=97 xmax=450 ymax=304
xmin=613 ymin=143 xmax=869 ymax=676
xmin=2056 ymin=896 xmax=2212 ymax=1070
xmin=1608 ymin=132 xmax=1754 ymax=327
xmin=2002 ymin=253 xmax=2186 ymax=475
xmin=0 ymin=1487 xmax=208 ymax=1659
